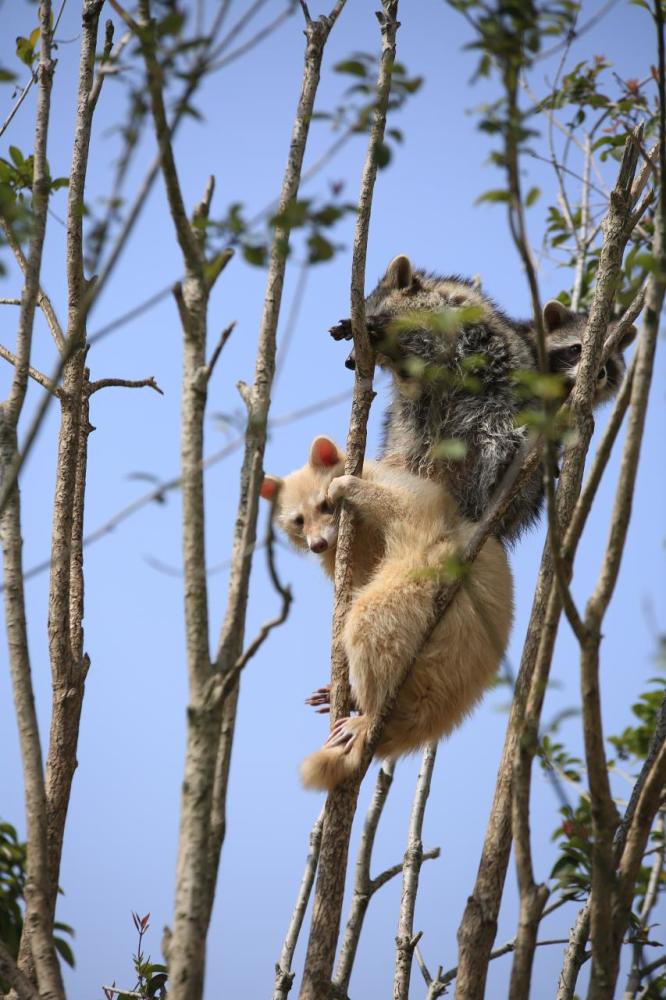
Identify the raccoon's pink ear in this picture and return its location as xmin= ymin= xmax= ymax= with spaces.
xmin=385 ymin=255 xmax=413 ymax=290
xmin=543 ymin=299 xmax=575 ymax=332
xmin=618 ymin=323 xmax=637 ymax=351
xmin=260 ymin=475 xmax=282 ymax=501
xmin=309 ymin=436 xmax=342 ymax=469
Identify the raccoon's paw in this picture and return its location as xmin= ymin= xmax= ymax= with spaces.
xmin=329 ymin=318 xmax=352 ymax=341
xmin=327 ymin=474 xmax=359 ymax=504
xmin=324 ymin=716 xmax=365 ymax=754
xmin=305 ymin=684 xmax=330 ymax=714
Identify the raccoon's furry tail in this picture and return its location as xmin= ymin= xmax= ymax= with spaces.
xmin=300 ymin=715 xmax=369 ymax=791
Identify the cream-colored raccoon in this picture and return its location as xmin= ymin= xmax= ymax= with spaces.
xmin=261 ymin=436 xmax=514 ymax=791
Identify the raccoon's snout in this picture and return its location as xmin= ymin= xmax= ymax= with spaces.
xmin=345 ymin=348 xmax=356 ymax=371
xmin=309 ymin=537 xmax=329 ymax=554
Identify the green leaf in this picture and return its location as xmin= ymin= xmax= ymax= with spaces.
xmin=333 ymin=59 xmax=368 ymax=77
xmin=475 ymin=188 xmax=510 ymax=205
xmin=54 ymin=936 xmax=75 ymax=968
xmin=307 ymin=233 xmax=335 ymax=264
xmin=270 ymin=199 xmax=310 ymax=229
xmin=374 ymin=141 xmax=391 ymax=168
xmin=156 ymin=12 xmax=185 ymax=36
xmin=242 ymin=243 xmax=267 ymax=267
xmin=0 ymin=68 xmax=17 ymax=83
xmin=525 ymin=186 xmax=540 ymax=207
xmin=8 ymin=146 xmax=24 ymax=168
xmin=15 ymin=37 xmax=35 ymax=67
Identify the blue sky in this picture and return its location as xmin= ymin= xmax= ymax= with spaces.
xmin=1 ymin=1 xmax=664 ymax=997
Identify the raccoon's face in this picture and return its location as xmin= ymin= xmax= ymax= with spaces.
xmin=260 ymin=437 xmax=345 ymax=556
xmin=543 ymin=301 xmax=636 ymax=404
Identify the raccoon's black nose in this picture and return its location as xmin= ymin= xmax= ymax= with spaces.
xmin=345 ymin=349 xmax=357 ymax=371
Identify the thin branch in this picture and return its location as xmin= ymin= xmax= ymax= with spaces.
xmin=562 ymin=353 xmax=637 ymax=561
xmin=571 ymin=135 xmax=592 ymax=311
xmin=0 ymin=0 xmax=67 ymax=141
xmin=87 ymin=18 xmax=119 ymax=109
xmin=273 ymin=811 xmax=325 ymax=1000
xmin=0 ymin=344 xmax=61 ymax=396
xmin=208 ymin=4 xmax=296 ymax=72
xmin=220 ymin=509 xmax=293 ymax=697
xmin=88 ymin=376 xmax=164 ymax=395
xmin=427 ymin=937 xmax=574 ymax=997
xmin=205 ymin=322 xmax=235 ymax=383
xmin=0 ymin=216 xmax=65 ymax=352
xmin=138 ymin=0 xmax=202 ymax=270
xmin=394 ymin=744 xmax=438 ymax=1000
xmin=333 ymin=761 xmax=396 ymax=995
xmin=623 ymin=812 xmax=665 ymax=997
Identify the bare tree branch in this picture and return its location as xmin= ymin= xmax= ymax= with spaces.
xmin=221 ymin=509 xmax=293 ymax=698
xmin=273 ymin=811 xmax=325 ymax=1000
xmin=333 ymin=761 xmax=396 ymax=995
xmin=394 ymin=744 xmax=438 ymax=1000
xmin=0 ymin=345 xmax=60 ymax=396
xmin=88 ymin=376 xmax=164 ymax=395
xmin=0 ymin=0 xmax=67 ymax=142
xmin=205 ymin=321 xmax=235 ymax=383
xmin=623 ymin=811 xmax=665 ymax=997
xmin=0 ymin=218 xmax=64 ymax=356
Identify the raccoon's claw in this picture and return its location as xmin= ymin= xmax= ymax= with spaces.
xmin=329 ymin=318 xmax=353 ymax=341
xmin=324 ymin=717 xmax=358 ymax=752
xmin=305 ymin=685 xmax=331 ymax=713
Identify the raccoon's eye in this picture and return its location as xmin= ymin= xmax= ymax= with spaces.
xmin=561 ymin=344 xmax=582 ymax=362
xmin=551 ymin=343 xmax=582 ymax=371
xmin=319 ymin=499 xmax=334 ymax=515
xmin=293 ymin=514 xmax=304 ymax=528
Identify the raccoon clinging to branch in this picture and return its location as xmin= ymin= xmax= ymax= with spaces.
xmin=330 ymin=255 xmax=637 ymax=544
xmin=261 ymin=436 xmax=513 ymax=791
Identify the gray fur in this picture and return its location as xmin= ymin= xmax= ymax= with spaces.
xmin=330 ymin=255 xmax=635 ymax=545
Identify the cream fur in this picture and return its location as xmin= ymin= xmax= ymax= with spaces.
xmin=263 ymin=439 xmax=514 ymax=791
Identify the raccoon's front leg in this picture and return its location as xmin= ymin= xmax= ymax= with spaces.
xmin=329 ymin=313 xmax=392 ymax=342
xmin=330 ymin=314 xmax=395 ymax=370
xmin=305 ymin=684 xmax=359 ymax=715
xmin=327 ymin=474 xmax=409 ymax=525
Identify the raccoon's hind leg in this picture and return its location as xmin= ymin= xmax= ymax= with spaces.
xmin=300 ymin=716 xmax=370 ymax=791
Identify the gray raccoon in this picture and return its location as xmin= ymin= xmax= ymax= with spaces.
xmin=330 ymin=255 xmax=636 ymax=544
